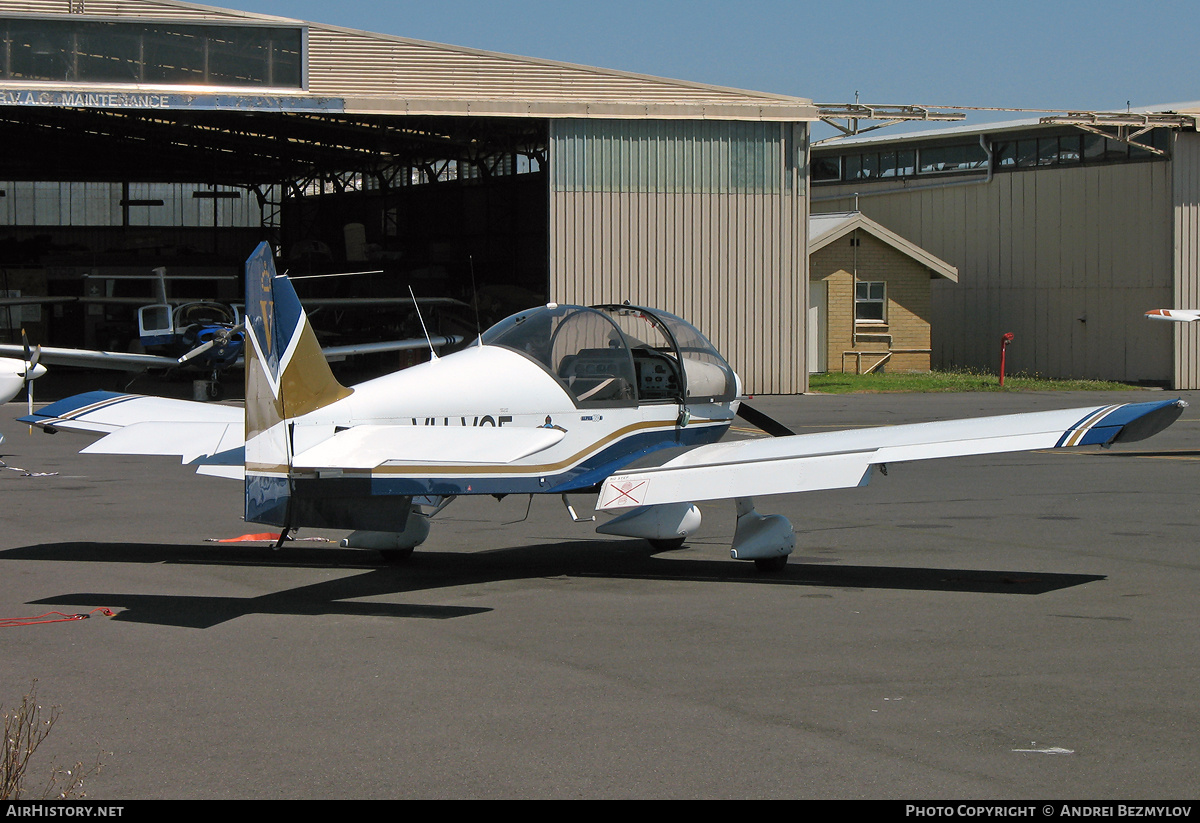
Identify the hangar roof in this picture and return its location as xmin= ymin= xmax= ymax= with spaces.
xmin=812 ymin=102 xmax=1200 ymax=150
xmin=809 ymin=211 xmax=958 ymax=282
xmin=0 ymin=1 xmax=814 ymax=186
xmin=0 ymin=0 xmax=816 ymax=121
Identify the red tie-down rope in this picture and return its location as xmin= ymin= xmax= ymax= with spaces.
xmin=1 ymin=608 xmax=115 ymax=628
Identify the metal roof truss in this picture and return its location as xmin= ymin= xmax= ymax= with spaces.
xmin=1039 ymin=111 xmax=1199 ymax=157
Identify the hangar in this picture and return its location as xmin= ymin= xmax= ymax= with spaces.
xmin=810 ymin=105 xmax=1200 ymax=389
xmin=0 ymin=0 xmax=817 ymax=393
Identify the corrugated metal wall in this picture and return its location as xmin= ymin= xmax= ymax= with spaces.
xmin=549 ymin=119 xmax=809 ymax=394
xmin=813 ymin=158 xmax=1176 ymax=384
xmin=1173 ymin=131 xmax=1200 ymax=389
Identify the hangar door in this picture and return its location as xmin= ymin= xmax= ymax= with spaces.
xmin=547 ymin=119 xmax=809 ymax=395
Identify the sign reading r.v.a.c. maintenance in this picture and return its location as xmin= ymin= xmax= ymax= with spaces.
xmin=0 ymin=88 xmax=344 ymax=112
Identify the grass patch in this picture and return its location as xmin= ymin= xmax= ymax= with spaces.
xmin=809 ymin=369 xmax=1142 ymax=394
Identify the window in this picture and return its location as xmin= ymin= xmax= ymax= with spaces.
xmin=813 ymin=124 xmax=1171 ymax=186
xmin=2 ymin=19 xmax=303 ymax=88
xmin=812 ymin=156 xmax=841 ymax=182
xmin=918 ymin=142 xmax=989 ymax=174
xmin=855 ymin=281 xmax=886 ymax=322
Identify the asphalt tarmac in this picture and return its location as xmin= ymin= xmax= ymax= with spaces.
xmin=2 ymin=389 xmax=1198 ymax=799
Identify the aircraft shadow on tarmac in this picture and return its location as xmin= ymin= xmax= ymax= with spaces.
xmin=4 ymin=540 xmax=1105 ymax=629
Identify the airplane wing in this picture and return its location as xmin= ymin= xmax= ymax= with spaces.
xmin=1146 ymin=309 xmax=1200 ymax=322
xmin=0 ymin=336 xmax=463 ymax=372
xmin=302 ymin=297 xmax=471 ymax=308
xmin=597 ymin=398 xmax=1187 ymax=510
xmin=20 ymin=390 xmax=245 ymax=479
xmin=0 ymin=344 xmax=178 ymax=372
xmin=0 ymin=296 xmax=77 ymax=307
xmin=320 ymin=335 xmax=463 ymax=360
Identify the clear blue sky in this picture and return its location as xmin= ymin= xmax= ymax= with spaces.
xmin=230 ymin=1 xmax=1198 ymax=127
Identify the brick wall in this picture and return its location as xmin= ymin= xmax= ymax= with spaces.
xmin=811 ymin=231 xmax=934 ymax=373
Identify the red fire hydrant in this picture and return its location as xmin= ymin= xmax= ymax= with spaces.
xmin=999 ymin=333 xmax=1015 ymax=387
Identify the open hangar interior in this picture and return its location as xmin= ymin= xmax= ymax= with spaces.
xmin=0 ymin=0 xmax=817 ymax=395
xmin=0 ymin=106 xmax=549 ymax=365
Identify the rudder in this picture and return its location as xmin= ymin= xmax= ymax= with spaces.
xmin=242 ymin=241 xmax=352 ymax=526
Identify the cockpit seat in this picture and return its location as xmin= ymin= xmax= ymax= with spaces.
xmin=559 ymin=351 xmax=635 ymax=402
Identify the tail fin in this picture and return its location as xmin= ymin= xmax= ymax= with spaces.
xmin=243 ymin=242 xmax=351 ymax=526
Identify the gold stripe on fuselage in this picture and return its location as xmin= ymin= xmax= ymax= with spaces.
xmin=244 ymin=417 xmax=728 ymax=478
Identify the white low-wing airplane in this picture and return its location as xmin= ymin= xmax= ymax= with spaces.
xmin=15 ymin=243 xmax=1188 ymax=570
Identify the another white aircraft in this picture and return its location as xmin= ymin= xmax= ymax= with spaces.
xmin=0 ymin=331 xmax=46 ymax=420
xmin=1146 ymin=309 xmax=1200 ymax=322
xmin=0 ymin=354 xmax=45 ymax=404
xmin=16 ymin=243 xmax=1188 ymax=570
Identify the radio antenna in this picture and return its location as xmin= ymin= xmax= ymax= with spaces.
xmin=409 ymin=285 xmax=438 ymax=360
xmin=468 ymin=255 xmax=483 ymax=344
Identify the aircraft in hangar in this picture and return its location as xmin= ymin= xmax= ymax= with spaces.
xmin=0 ymin=266 xmax=463 ymax=398
xmin=14 ymin=243 xmax=1188 ymax=571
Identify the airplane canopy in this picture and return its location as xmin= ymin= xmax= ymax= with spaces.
xmin=480 ymin=303 xmax=738 ymax=406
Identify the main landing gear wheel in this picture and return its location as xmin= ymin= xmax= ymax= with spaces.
xmin=754 ymin=555 xmax=788 ymax=572
xmin=379 ymin=547 xmax=415 ymax=563
xmin=648 ymin=536 xmax=686 ymax=551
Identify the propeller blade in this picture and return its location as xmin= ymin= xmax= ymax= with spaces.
xmin=21 ymin=328 xmax=32 ymax=372
xmin=18 ymin=330 xmax=42 ymax=378
xmin=17 ymin=330 xmax=45 ymax=433
xmin=178 ymin=323 xmax=245 ymax=364
xmin=736 ymin=402 xmax=795 ymax=438
xmin=23 ymin=331 xmax=33 ymax=430
xmin=177 ymin=339 xmax=216 ymax=364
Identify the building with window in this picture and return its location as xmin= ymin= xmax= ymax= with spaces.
xmin=808 ymin=211 xmax=957 ymax=374
xmin=811 ymin=107 xmax=1200 ymax=388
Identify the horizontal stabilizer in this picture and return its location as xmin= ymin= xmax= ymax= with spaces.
xmin=597 ymin=399 xmax=1186 ymax=510
xmin=291 ymin=424 xmax=566 ymax=470
xmin=21 ymin=391 xmax=241 ymax=435
xmin=20 ymin=390 xmax=245 ymax=478
xmin=82 ymin=421 xmax=243 ymax=464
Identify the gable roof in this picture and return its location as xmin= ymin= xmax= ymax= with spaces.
xmin=0 ymin=0 xmax=816 ymax=121
xmin=810 ymin=212 xmax=958 ymax=281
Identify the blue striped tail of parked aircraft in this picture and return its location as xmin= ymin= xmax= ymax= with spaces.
xmin=11 ymin=243 xmax=1189 ymax=570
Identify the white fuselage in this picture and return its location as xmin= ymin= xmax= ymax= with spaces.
xmin=273 ymin=345 xmax=736 ymax=497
